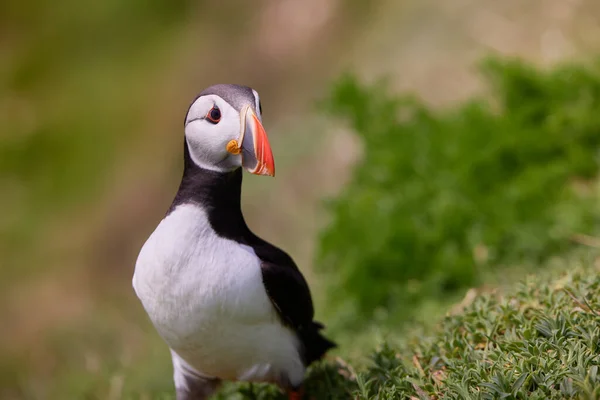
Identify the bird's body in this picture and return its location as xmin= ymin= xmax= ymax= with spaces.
xmin=133 ymin=183 xmax=306 ymax=389
xmin=133 ymin=84 xmax=335 ymax=399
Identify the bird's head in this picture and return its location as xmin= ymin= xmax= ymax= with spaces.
xmin=183 ymin=84 xmax=275 ymax=176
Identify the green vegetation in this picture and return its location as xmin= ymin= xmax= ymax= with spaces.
xmin=317 ymin=58 xmax=600 ymax=325
xmin=0 ymin=0 xmax=191 ymax=284
xmin=353 ymin=263 xmax=600 ymax=399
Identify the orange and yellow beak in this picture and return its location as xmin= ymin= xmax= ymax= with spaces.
xmin=232 ymin=106 xmax=275 ymax=177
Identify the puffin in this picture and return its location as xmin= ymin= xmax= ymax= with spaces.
xmin=132 ymin=84 xmax=336 ymax=400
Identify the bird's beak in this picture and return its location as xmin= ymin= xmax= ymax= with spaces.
xmin=237 ymin=106 xmax=275 ymax=176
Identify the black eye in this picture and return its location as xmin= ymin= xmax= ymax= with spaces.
xmin=259 ymin=101 xmax=263 ymax=115
xmin=206 ymin=106 xmax=221 ymax=124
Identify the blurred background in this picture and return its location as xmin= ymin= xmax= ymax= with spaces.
xmin=1 ymin=0 xmax=600 ymax=398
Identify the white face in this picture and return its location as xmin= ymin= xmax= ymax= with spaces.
xmin=183 ymin=87 xmax=274 ymax=176
xmin=184 ymin=94 xmax=244 ymax=172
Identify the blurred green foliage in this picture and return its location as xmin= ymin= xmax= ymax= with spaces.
xmin=0 ymin=0 xmax=193 ymax=282
xmin=0 ymin=0 xmax=194 ymax=395
xmin=317 ymin=58 xmax=600 ymax=323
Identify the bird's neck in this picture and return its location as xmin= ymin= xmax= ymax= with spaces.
xmin=168 ymin=145 xmax=249 ymax=239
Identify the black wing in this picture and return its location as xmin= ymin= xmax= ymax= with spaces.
xmin=250 ymin=237 xmax=337 ymax=365
xmin=251 ymin=240 xmax=315 ymax=329
xmin=260 ymin=260 xmax=315 ymax=328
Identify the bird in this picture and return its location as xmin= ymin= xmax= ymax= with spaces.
xmin=132 ymin=84 xmax=336 ymax=400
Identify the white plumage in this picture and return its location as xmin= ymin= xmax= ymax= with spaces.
xmin=133 ymin=204 xmax=305 ymax=387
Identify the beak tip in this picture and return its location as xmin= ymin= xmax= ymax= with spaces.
xmin=243 ymin=109 xmax=276 ymax=177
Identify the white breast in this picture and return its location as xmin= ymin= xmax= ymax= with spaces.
xmin=132 ymin=204 xmax=304 ymax=386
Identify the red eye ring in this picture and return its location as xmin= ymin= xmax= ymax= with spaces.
xmin=206 ymin=106 xmax=221 ymax=124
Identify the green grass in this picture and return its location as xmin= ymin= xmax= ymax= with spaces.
xmin=353 ymin=260 xmax=600 ymax=399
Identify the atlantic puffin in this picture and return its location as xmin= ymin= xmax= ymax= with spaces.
xmin=132 ymin=84 xmax=336 ymax=400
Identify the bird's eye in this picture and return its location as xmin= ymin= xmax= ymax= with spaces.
xmin=206 ymin=106 xmax=221 ymax=124
xmin=259 ymin=101 xmax=263 ymax=115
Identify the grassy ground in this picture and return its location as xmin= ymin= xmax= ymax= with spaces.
xmin=340 ymin=253 xmax=600 ymax=400
xmin=2 ymin=0 xmax=600 ymax=399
